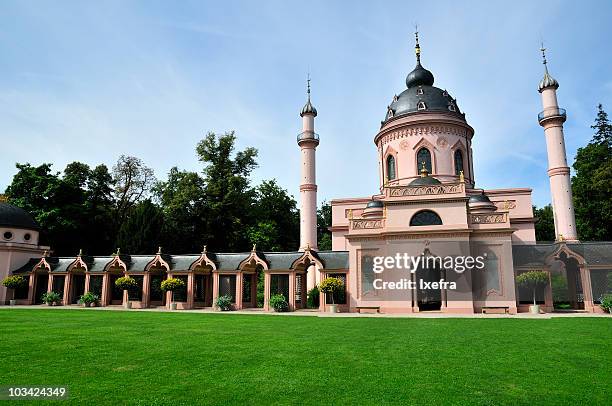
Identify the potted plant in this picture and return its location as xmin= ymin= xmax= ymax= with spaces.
xmin=115 ymin=276 xmax=138 ymax=309
xmin=78 ymin=292 xmax=99 ymax=308
xmin=319 ymin=277 xmax=344 ymax=313
xmin=270 ymin=293 xmax=289 ymax=312
xmin=516 ymin=271 xmax=549 ymax=314
xmin=215 ymin=295 xmax=233 ymax=311
xmin=599 ymin=294 xmax=612 ymax=314
xmin=41 ymin=291 xmax=62 ymax=306
xmin=2 ymin=275 xmax=27 ymax=306
xmin=161 ymin=277 xmax=185 ymax=310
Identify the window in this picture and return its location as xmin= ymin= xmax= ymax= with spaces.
xmin=417 ymin=87 xmax=424 ymax=95
xmin=410 ymin=210 xmax=442 ymax=226
xmin=3 ymin=231 xmax=13 ymax=240
xmin=417 ymin=101 xmax=426 ymax=110
xmin=454 ymin=149 xmax=464 ymax=176
xmin=386 ymin=155 xmax=397 ymax=181
xmin=448 ymin=103 xmax=456 ymax=112
xmin=24 ymin=233 xmax=31 ymax=241
xmin=417 ymin=148 xmax=432 ymax=173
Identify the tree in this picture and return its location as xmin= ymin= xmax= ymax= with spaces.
xmin=196 ymin=131 xmax=257 ymax=251
xmin=112 ymin=155 xmax=156 ymax=226
xmin=533 ymin=205 xmax=555 ymax=242
xmin=155 ymin=167 xmax=206 ymax=253
xmin=317 ymin=201 xmax=332 ymax=250
xmin=116 ymin=200 xmax=164 ymax=254
xmin=516 ymin=271 xmax=549 ymax=306
xmin=248 ymin=180 xmax=299 ymax=251
xmin=572 ymin=104 xmax=612 ymax=241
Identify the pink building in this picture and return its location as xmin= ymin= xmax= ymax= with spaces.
xmin=1 ymin=37 xmax=610 ymax=314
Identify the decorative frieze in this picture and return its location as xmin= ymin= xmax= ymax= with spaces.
xmin=387 ymin=183 xmax=464 ymax=197
xmin=470 ymin=213 xmax=507 ymax=224
xmin=377 ymin=125 xmax=468 ymax=147
xmin=351 ymin=219 xmax=385 ymax=230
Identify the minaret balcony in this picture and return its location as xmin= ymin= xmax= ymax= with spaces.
xmin=538 ymin=107 xmax=566 ymax=125
xmin=297 ymin=131 xmax=319 ymax=144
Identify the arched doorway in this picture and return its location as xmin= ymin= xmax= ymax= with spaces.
xmin=549 ymin=252 xmax=584 ymax=310
xmin=33 ymin=270 xmax=49 ymax=304
xmin=416 ymin=259 xmax=443 ymax=311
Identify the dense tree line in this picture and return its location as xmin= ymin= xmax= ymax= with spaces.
xmin=534 ymin=104 xmax=612 ymax=241
xmin=4 ymin=131 xmax=333 ymax=256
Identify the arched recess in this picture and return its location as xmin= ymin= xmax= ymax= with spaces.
xmin=450 ymin=140 xmax=467 ymax=178
xmin=412 ymin=138 xmax=437 ymax=175
xmin=32 ymin=256 xmax=51 ymax=304
xmin=384 ymin=146 xmax=398 ymax=183
xmin=410 ymin=210 xmax=442 ymax=226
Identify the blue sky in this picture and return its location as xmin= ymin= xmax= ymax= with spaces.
xmin=1 ymin=0 xmax=610 ymax=207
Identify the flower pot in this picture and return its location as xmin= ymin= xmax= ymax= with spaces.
xmin=9 ymin=299 xmax=16 ymax=306
xmin=170 ymin=303 xmax=177 ymax=310
xmin=328 ymin=304 xmax=338 ymax=314
xmin=124 ymin=301 xmax=132 ymax=309
xmin=529 ymin=304 xmax=540 ymax=314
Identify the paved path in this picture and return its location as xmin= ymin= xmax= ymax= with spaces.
xmin=1 ymin=304 xmax=610 ymax=319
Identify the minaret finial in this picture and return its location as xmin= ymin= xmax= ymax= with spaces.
xmin=540 ymin=43 xmax=548 ymax=72
xmin=307 ymin=73 xmax=311 ymax=101
xmin=420 ymin=161 xmax=429 ymax=177
xmin=414 ymin=25 xmax=421 ymax=64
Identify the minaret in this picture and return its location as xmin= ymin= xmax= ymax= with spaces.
xmin=298 ymin=77 xmax=319 ymax=252
xmin=537 ymin=45 xmax=578 ymax=241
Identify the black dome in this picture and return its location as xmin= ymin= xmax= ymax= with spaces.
xmin=468 ymin=193 xmax=493 ymax=204
xmin=406 ymin=63 xmax=435 ymax=88
xmin=409 ymin=176 xmax=441 ymax=186
xmin=366 ymin=200 xmax=384 ymax=209
xmin=0 ymin=202 xmax=39 ymax=230
xmin=387 ymin=85 xmax=463 ymax=122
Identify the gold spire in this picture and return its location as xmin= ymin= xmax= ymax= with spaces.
xmin=420 ymin=161 xmax=429 ymax=177
xmin=414 ymin=26 xmax=421 ymax=64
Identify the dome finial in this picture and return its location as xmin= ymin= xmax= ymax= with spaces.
xmin=538 ymin=42 xmax=559 ymax=92
xmin=420 ymin=161 xmax=429 ymax=177
xmin=300 ymin=73 xmax=317 ymax=117
xmin=414 ymin=25 xmax=421 ymax=64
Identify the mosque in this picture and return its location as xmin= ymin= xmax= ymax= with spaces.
xmin=1 ymin=35 xmax=610 ymax=314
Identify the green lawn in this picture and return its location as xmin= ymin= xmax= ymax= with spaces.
xmin=0 ymin=310 xmax=610 ymax=405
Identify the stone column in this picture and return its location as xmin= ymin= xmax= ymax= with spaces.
xmin=187 ymin=273 xmax=194 ymax=310
xmin=288 ymin=272 xmax=295 ymax=311
xmin=63 ymin=274 xmax=71 ymax=305
xmin=264 ymin=272 xmax=271 ymax=311
xmin=212 ymin=272 xmax=219 ymax=309
xmin=234 ymin=273 xmax=242 ymax=310
xmin=101 ymin=273 xmax=109 ymax=306
xmin=580 ymin=266 xmax=594 ymax=312
xmin=142 ymin=273 xmax=150 ymax=308
xmin=84 ymin=273 xmax=91 ymax=294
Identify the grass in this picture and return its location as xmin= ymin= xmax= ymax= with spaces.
xmin=0 ymin=309 xmax=610 ymax=405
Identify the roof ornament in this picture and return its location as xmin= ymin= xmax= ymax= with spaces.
xmin=42 ymin=250 xmax=48 ymax=258
xmin=300 ymin=73 xmax=318 ymax=117
xmin=538 ymin=42 xmax=559 ymax=92
xmin=420 ymin=161 xmax=429 ymax=177
xmin=459 ymin=170 xmax=465 ymax=183
xmin=114 ymin=248 xmax=121 ymax=257
xmin=78 ymin=248 xmax=83 ymax=257
xmin=252 ymin=244 xmax=257 ymax=252
xmin=157 ymin=246 xmax=162 ymax=255
xmin=414 ymin=25 xmax=421 ymax=64
xmin=202 ymin=245 xmax=207 ymax=255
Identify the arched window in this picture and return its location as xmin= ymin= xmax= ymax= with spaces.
xmin=417 ymin=148 xmax=432 ymax=173
xmin=417 ymin=101 xmax=427 ymax=110
xmin=454 ymin=149 xmax=464 ymax=176
xmin=386 ymin=155 xmax=396 ymax=181
xmin=410 ymin=210 xmax=442 ymax=226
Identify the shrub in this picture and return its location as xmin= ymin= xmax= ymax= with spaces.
xmin=319 ymin=277 xmax=344 ymax=305
xmin=160 ymin=277 xmax=185 ymax=292
xmin=516 ymin=271 xmax=549 ymax=306
xmin=307 ymin=286 xmax=320 ymax=308
xmin=2 ymin=275 xmax=27 ymax=290
xmin=215 ymin=295 xmax=233 ymax=311
xmin=270 ymin=293 xmax=289 ymax=312
xmin=41 ymin=291 xmax=62 ymax=305
xmin=78 ymin=292 xmax=99 ymax=305
xmin=600 ymin=294 xmax=612 ymax=312
xmin=115 ymin=276 xmax=138 ymax=291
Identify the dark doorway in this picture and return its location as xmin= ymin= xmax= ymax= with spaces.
xmin=34 ymin=274 xmax=48 ymax=304
xmin=417 ymin=265 xmax=442 ymax=311
xmin=110 ymin=274 xmax=123 ymax=303
xmin=71 ymin=274 xmax=86 ymax=304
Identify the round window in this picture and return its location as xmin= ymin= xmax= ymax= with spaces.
xmin=24 ymin=233 xmax=31 ymax=241
xmin=3 ymin=231 xmax=13 ymax=240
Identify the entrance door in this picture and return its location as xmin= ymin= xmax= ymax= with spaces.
xmin=417 ymin=266 xmax=442 ymax=311
xmin=71 ymin=274 xmax=86 ymax=304
xmin=34 ymin=274 xmax=48 ymax=304
xmin=110 ymin=274 xmax=123 ymax=304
